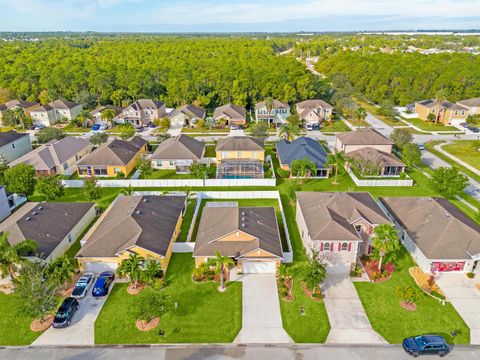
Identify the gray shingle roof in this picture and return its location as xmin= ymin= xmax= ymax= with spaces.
xmin=255 ymin=99 xmax=289 ymax=110
xmin=379 ymin=197 xmax=480 ymax=259
xmin=50 ymin=99 xmax=81 ymax=110
xmin=276 ymin=137 xmax=328 ymax=169
xmin=337 ymin=128 xmax=394 ymax=146
xmin=77 ymin=137 xmax=145 ymax=167
xmin=216 ymin=136 xmax=264 ymax=151
xmin=169 ymin=104 xmax=205 ymax=120
xmin=193 ymin=205 xmax=283 ymax=258
xmin=2 ymin=100 xmax=39 ymax=110
xmin=457 ymin=97 xmax=480 ymax=107
xmin=0 ymin=131 xmax=29 ymax=148
xmin=213 ymin=104 xmax=246 ymax=120
xmin=129 ymin=99 xmax=164 ymax=111
xmin=77 ymin=195 xmax=185 ymax=258
xmin=347 ymin=147 xmax=405 ymax=167
xmin=151 ymin=134 xmax=204 ymax=161
xmin=296 ymin=99 xmax=333 ymax=109
xmin=0 ymin=202 xmax=95 ymax=260
xmin=417 ymin=99 xmax=467 ymax=111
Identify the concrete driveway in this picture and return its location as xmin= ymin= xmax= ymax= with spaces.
xmin=437 ymin=273 xmax=480 ymax=344
xmin=32 ymin=289 xmax=110 ymax=345
xmin=234 ymin=273 xmax=292 ymax=344
xmin=322 ymin=274 xmax=387 ymax=344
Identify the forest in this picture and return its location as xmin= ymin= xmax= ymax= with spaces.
xmin=0 ymin=36 xmax=324 ymax=111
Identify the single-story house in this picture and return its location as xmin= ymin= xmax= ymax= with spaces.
xmin=0 ymin=131 xmax=32 ymax=163
xmin=77 ymin=136 xmax=147 ymax=177
xmin=213 ymin=104 xmax=247 ymax=126
xmin=169 ymin=104 xmax=206 ymax=129
xmin=193 ymin=202 xmax=283 ymax=274
xmin=296 ymin=99 xmax=333 ymax=125
xmin=0 ymin=202 xmax=96 ymax=263
xmin=11 ymin=137 xmax=93 ymax=176
xmin=346 ymin=147 xmax=406 ymax=177
xmin=276 ymin=136 xmax=330 ymax=178
xmin=30 ymin=99 xmax=83 ymax=126
xmin=0 ymin=100 xmax=40 ymax=125
xmin=379 ymin=197 xmax=480 ymax=274
xmin=76 ymin=195 xmax=186 ymax=273
xmin=414 ymin=99 xmax=468 ymax=125
xmin=296 ymin=192 xmax=392 ymax=273
xmin=254 ymin=100 xmax=290 ymax=126
xmin=151 ymin=134 xmax=205 ymax=173
xmin=457 ymin=97 xmax=480 ymax=116
xmin=91 ymin=105 xmax=123 ymax=125
xmin=215 ymin=136 xmax=265 ymax=179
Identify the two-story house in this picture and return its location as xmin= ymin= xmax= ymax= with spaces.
xmin=0 ymin=131 xmax=32 ymax=163
xmin=30 ymin=99 xmax=83 ymax=126
xmin=457 ymin=97 xmax=480 ymax=117
xmin=120 ymin=99 xmax=166 ymax=127
xmin=254 ymin=100 xmax=290 ymax=126
xmin=296 ymin=99 xmax=333 ymax=126
xmin=414 ymin=99 xmax=468 ymax=125
xmin=91 ymin=105 xmax=123 ymax=125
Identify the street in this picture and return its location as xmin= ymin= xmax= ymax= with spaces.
xmin=1 ymin=344 xmax=479 ymax=360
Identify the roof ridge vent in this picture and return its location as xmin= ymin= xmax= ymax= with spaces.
xmin=136 ymin=210 xmax=142 ymax=215
xmin=32 ymin=211 xmax=37 ymax=216
xmin=242 ymin=223 xmax=246 ymax=227
xmin=445 ymin=213 xmax=450 ymax=217
xmin=25 ymin=217 xmax=31 ymax=221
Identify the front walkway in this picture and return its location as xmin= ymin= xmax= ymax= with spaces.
xmin=233 ymin=273 xmax=292 ymax=344
xmin=437 ymin=273 xmax=480 ymax=344
xmin=322 ymin=274 xmax=387 ymax=344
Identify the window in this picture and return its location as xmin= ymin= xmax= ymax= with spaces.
xmin=11 ymin=143 xmax=15 ymax=149
xmin=222 ymin=151 xmax=227 ymax=159
xmin=68 ymin=233 xmax=73 ymax=243
xmin=324 ymin=242 xmax=330 ymax=251
xmin=169 ymin=160 xmax=175 ymax=166
xmin=355 ymin=225 xmax=362 ymax=232
xmin=63 ymin=162 xmax=68 ymax=170
xmin=237 ymin=151 xmax=242 ymax=158
xmin=341 ymin=243 xmax=348 ymax=251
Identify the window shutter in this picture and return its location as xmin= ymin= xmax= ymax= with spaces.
xmin=330 ymin=243 xmax=334 ymax=252
xmin=348 ymin=243 xmax=352 ymax=251
xmin=337 ymin=243 xmax=341 ymax=251
xmin=320 ymin=243 xmax=324 ymax=251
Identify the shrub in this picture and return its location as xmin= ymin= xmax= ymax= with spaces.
xmin=277 ymin=168 xmax=290 ymax=178
xmin=467 ymin=272 xmax=475 ymax=279
xmin=384 ymin=262 xmax=395 ymax=274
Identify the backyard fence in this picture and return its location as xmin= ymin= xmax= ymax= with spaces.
xmin=346 ymin=167 xmax=414 ymax=187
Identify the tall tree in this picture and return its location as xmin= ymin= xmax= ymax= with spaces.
xmin=390 ymin=128 xmax=413 ymax=150
xmin=101 ymin=108 xmax=117 ymax=127
xmin=353 ymin=107 xmax=367 ymax=128
xmin=430 ymin=167 xmax=469 ymax=199
xmin=326 ymin=151 xmax=346 ymax=185
xmin=291 ymin=158 xmax=316 ymax=178
xmin=4 ymin=163 xmax=36 ymax=197
xmin=0 ymin=232 xmax=37 ymax=280
xmin=35 ymin=175 xmax=64 ymax=200
xmin=278 ymin=122 xmax=300 ymax=141
xmin=372 ymin=224 xmax=400 ymax=272
xmin=117 ymin=253 xmax=145 ymax=289
xmin=208 ymin=251 xmax=234 ymax=291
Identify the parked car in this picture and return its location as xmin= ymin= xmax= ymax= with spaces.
xmin=34 ymin=124 xmax=45 ymax=131
xmin=305 ymin=124 xmax=313 ymax=131
xmin=99 ymin=124 xmax=108 ymax=130
xmin=148 ymin=122 xmax=156 ymax=128
xmin=71 ymin=272 xmax=95 ymax=299
xmin=468 ymin=126 xmax=479 ymax=133
xmin=52 ymin=297 xmax=79 ymax=328
xmin=136 ymin=127 xmax=144 ymax=133
xmin=460 ymin=122 xmax=469 ymax=128
xmin=402 ymin=335 xmax=450 ymax=357
xmin=312 ymin=123 xmax=320 ymax=131
xmin=417 ymin=144 xmax=425 ymax=151
xmin=230 ymin=125 xmax=238 ymax=130
xmin=92 ymin=271 xmax=115 ymax=297
xmin=91 ymin=124 xmax=101 ymax=131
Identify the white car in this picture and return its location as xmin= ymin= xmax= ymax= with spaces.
xmin=71 ymin=272 xmax=95 ymax=299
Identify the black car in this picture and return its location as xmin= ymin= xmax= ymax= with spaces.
xmin=402 ymin=335 xmax=450 ymax=357
xmin=468 ymin=126 xmax=479 ymax=133
xmin=52 ymin=297 xmax=79 ymax=328
xmin=136 ymin=127 xmax=144 ymax=132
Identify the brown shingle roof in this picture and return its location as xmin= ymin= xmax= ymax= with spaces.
xmin=379 ymin=197 xmax=480 ymax=259
xmin=0 ymin=202 xmax=94 ymax=260
xmin=417 ymin=99 xmax=467 ymax=111
xmin=128 ymin=99 xmax=164 ymax=111
xmin=169 ymin=104 xmax=205 ymax=120
xmin=77 ymin=138 xmax=145 ymax=167
xmin=216 ymin=136 xmax=264 ymax=151
xmin=457 ymin=97 xmax=480 ymax=107
xmin=151 ymin=134 xmax=204 ymax=161
xmin=337 ymin=128 xmax=394 ymax=146
xmin=0 ymin=131 xmax=29 ymax=148
xmin=77 ymin=195 xmax=185 ymax=258
xmin=255 ymin=99 xmax=289 ymax=110
xmin=296 ymin=99 xmax=333 ymax=109
xmin=297 ymin=192 xmax=391 ymax=241
xmin=193 ymin=205 xmax=283 ymax=258
xmin=213 ymin=104 xmax=246 ymax=120
xmin=347 ymin=147 xmax=405 ymax=167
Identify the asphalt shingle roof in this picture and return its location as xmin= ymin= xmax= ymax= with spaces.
xmin=276 ymin=136 xmax=328 ymax=169
xmin=151 ymin=134 xmax=204 ymax=161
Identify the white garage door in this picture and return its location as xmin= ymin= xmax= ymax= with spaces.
xmin=82 ymin=261 xmax=118 ymax=275
xmin=326 ymin=261 xmax=351 ymax=274
xmin=243 ymin=261 xmax=276 ymax=274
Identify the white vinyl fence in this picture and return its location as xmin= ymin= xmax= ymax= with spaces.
xmin=346 ymin=167 xmax=414 ymax=187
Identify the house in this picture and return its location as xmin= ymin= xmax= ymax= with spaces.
xmin=119 ymin=99 xmax=166 ymax=127
xmin=0 ymin=100 xmax=40 ymax=125
xmin=414 ymin=99 xmax=468 ymax=125
xmin=457 ymin=97 xmax=480 ymax=116
xmin=254 ymin=100 xmax=290 ymax=126
xmin=193 ymin=202 xmax=283 ymax=274
xmin=169 ymin=104 xmax=206 ymax=129
xmin=213 ymin=104 xmax=247 ymax=126
xmin=151 ymin=134 xmax=205 ymax=173
xmin=215 ymin=136 xmax=265 ymax=179
xmin=0 ymin=131 xmax=32 ymax=163
xmin=91 ymin=105 xmax=123 ymax=125
xmin=0 ymin=202 xmax=96 ymax=263
xmin=379 ymin=197 xmax=480 ymax=274
xmin=11 ymin=137 xmax=93 ymax=176
xmin=30 ymin=99 xmax=83 ymax=126
xmin=296 ymin=99 xmax=333 ymax=125
xmin=336 ymin=128 xmax=406 ymax=177
xmin=276 ymin=136 xmax=330 ymax=178
xmin=76 ymin=195 xmax=186 ymax=273
xmin=296 ymin=192 xmax=391 ymax=273
xmin=0 ymin=186 xmax=27 ymax=223
xmin=77 ymin=136 xmax=147 ymax=177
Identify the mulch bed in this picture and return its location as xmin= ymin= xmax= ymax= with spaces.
xmin=360 ymin=258 xmax=393 ymax=283
xmin=400 ymin=301 xmax=417 ymax=312
xmin=136 ymin=317 xmax=160 ymax=332
xmin=302 ymin=282 xmax=323 ymax=302
xmin=30 ymin=315 xmax=54 ymax=332
xmin=127 ymin=283 xmax=145 ymax=295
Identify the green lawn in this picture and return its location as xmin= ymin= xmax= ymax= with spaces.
xmin=181 ymin=127 xmax=229 ymax=133
xmin=402 ymin=118 xmax=459 ymax=132
xmin=0 ymin=293 xmax=43 ymax=345
xmin=94 ymin=253 xmax=242 ymax=344
xmin=61 ymin=123 xmax=90 ymax=133
xmin=320 ymin=120 xmax=350 ymax=133
xmin=146 ymin=170 xmax=197 ymax=179
xmin=355 ymin=99 xmax=402 ymax=127
xmin=442 ymin=140 xmax=480 ymax=171
xmin=177 ymin=198 xmax=197 ymax=242
xmin=354 ymin=248 xmax=470 ymax=344
xmin=204 ymin=145 xmax=216 ymax=158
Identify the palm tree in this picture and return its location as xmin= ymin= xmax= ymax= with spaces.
xmin=326 ymin=151 xmax=347 ymax=185
xmin=433 ymin=89 xmax=448 ymax=124
xmin=353 ymin=107 xmax=367 ymax=128
xmin=44 ymin=255 xmax=76 ymax=289
xmin=278 ymin=122 xmax=300 ymax=141
xmin=101 ymin=108 xmax=117 ymax=128
xmin=208 ymin=251 xmax=234 ymax=291
xmin=117 ymin=254 xmax=145 ymax=289
xmin=193 ymin=262 xmax=211 ymax=281
xmin=291 ymin=158 xmax=316 ymax=178
xmin=140 ymin=260 xmax=162 ymax=286
xmin=0 ymin=232 xmax=37 ymax=280
xmin=372 ymin=224 xmax=400 ymax=272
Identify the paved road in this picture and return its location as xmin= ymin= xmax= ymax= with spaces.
xmin=1 ymin=345 xmax=480 ymax=360
xmin=234 ymin=273 xmax=292 ymax=344
xmin=323 ymin=274 xmax=386 ymax=344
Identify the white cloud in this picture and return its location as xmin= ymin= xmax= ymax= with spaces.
xmin=96 ymin=0 xmax=145 ymax=8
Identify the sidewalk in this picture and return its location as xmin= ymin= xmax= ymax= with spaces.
xmin=435 ymin=142 xmax=480 ymax=177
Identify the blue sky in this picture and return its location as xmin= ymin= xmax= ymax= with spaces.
xmin=0 ymin=0 xmax=479 ymax=32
